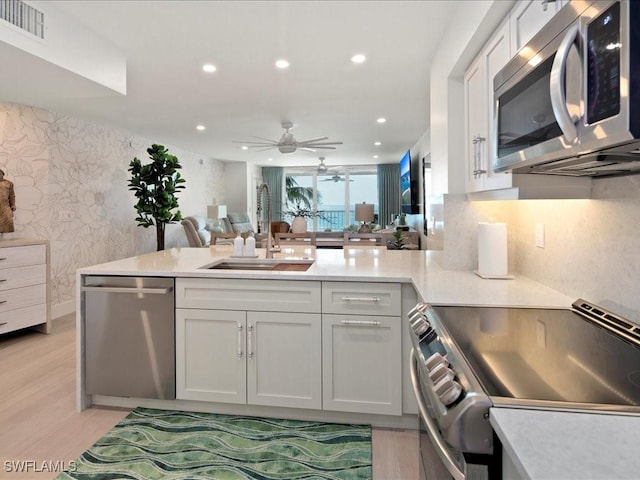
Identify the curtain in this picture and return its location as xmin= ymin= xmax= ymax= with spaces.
xmin=261 ymin=167 xmax=283 ymax=222
xmin=377 ymin=163 xmax=400 ymax=227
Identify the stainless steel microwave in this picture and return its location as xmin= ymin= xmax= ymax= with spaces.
xmin=493 ymin=0 xmax=640 ymax=177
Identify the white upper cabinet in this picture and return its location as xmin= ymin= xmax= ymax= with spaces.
xmin=464 ymin=0 xmax=570 ymax=196
xmin=465 ymin=18 xmax=512 ymax=193
xmin=510 ymin=0 xmax=564 ymax=56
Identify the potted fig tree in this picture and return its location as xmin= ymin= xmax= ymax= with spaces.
xmin=128 ymin=144 xmax=186 ymax=251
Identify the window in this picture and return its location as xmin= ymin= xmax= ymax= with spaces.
xmin=285 ymin=167 xmax=378 ymax=231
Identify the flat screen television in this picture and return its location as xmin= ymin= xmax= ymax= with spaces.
xmin=400 ymin=150 xmax=419 ymax=214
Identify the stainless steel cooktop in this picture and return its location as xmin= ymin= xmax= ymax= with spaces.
xmin=431 ymin=300 xmax=640 ymax=413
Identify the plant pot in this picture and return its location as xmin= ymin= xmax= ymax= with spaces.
xmin=291 ymin=216 xmax=308 ymax=233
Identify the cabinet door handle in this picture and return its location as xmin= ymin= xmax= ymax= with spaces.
xmin=0 ymin=322 xmax=7 ymax=326
xmin=247 ymin=323 xmax=253 ymax=359
xmin=0 ymin=258 xmax=6 ymax=261
xmin=472 ymin=135 xmax=478 ymax=176
xmin=0 ymin=300 xmax=6 ymax=305
xmin=541 ymin=0 xmax=555 ymax=12
xmin=473 ymin=135 xmax=486 ymax=177
xmin=0 ymin=279 xmax=6 ymax=283
xmin=341 ymin=296 xmax=381 ymax=303
xmin=237 ymin=323 xmax=244 ymax=358
xmin=341 ymin=320 xmax=381 ymax=327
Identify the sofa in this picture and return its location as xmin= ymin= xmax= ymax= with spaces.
xmin=183 ymin=212 xmax=260 ymax=247
xmin=226 ymin=212 xmax=254 ymax=234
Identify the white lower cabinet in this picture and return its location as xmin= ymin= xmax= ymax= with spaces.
xmin=176 ymin=307 xmax=321 ymax=409
xmin=0 ymin=241 xmax=50 ymax=335
xmin=322 ymin=314 xmax=402 ymax=415
xmin=175 ymin=278 xmax=404 ymax=417
xmin=176 ymin=308 xmax=247 ymax=404
xmin=321 ymin=282 xmax=402 ymax=416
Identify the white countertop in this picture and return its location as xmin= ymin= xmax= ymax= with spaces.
xmin=491 ymin=408 xmax=640 ymax=480
xmin=77 ymin=245 xmax=574 ymax=308
xmin=79 ymin=246 xmax=637 ymax=478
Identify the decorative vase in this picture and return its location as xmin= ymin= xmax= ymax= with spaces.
xmin=291 ymin=216 xmax=308 ymax=233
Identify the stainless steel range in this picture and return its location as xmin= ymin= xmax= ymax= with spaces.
xmin=408 ymin=299 xmax=640 ymax=480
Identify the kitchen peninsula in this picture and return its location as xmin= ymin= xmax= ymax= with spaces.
xmin=78 ymin=245 xmax=615 ymax=478
xmin=76 ymin=245 xmax=571 ymax=415
xmin=76 ymin=246 xmax=571 ymax=416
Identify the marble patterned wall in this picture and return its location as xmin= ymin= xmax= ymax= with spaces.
xmin=0 ymin=103 xmax=226 ymax=312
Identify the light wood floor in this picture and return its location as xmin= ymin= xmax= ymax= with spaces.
xmin=0 ymin=314 xmax=418 ymax=480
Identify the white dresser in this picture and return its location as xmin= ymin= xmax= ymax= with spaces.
xmin=0 ymin=239 xmax=50 ymax=335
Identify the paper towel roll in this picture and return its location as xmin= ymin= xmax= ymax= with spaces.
xmin=477 ymin=222 xmax=508 ymax=277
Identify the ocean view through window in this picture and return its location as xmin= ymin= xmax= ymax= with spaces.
xmin=285 ymin=169 xmax=378 ymax=231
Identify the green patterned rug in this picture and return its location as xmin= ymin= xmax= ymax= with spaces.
xmin=57 ymin=407 xmax=372 ymax=479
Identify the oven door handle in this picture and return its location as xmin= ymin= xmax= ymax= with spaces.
xmin=410 ymin=348 xmax=465 ymax=480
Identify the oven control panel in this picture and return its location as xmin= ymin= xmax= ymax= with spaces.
xmin=408 ymin=302 xmax=494 ymax=456
xmin=408 ymin=303 xmax=464 ymax=407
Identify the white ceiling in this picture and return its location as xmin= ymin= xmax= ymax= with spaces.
xmin=6 ymin=1 xmax=459 ymax=170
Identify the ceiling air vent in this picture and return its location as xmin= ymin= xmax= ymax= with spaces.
xmin=0 ymin=0 xmax=44 ymax=39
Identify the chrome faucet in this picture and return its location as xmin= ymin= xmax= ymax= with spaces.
xmin=257 ymin=183 xmax=277 ymax=258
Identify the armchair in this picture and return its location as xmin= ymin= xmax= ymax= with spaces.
xmin=181 ymin=215 xmax=211 ymax=247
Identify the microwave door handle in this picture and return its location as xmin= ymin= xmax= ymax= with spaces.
xmin=550 ymin=25 xmax=579 ymax=144
xmin=410 ymin=348 xmax=465 ymax=480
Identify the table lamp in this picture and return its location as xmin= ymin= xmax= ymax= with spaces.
xmin=207 ymin=204 xmax=227 ymax=220
xmin=355 ymin=202 xmax=374 ymax=233
xmin=207 ymin=204 xmax=227 ymax=232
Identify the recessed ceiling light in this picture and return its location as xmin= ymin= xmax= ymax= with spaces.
xmin=377 ymin=117 xmax=387 ymax=124
xmin=241 ymin=146 xmax=249 ymax=150
xmin=351 ymin=54 xmax=366 ymax=64
xmin=373 ymin=155 xmax=379 ymax=159
xmin=275 ymin=59 xmax=290 ymax=69
xmin=196 ymin=125 xmax=206 ymax=131
xmin=268 ymin=158 xmax=273 ymax=162
xmin=374 ymin=141 xmax=381 ymax=146
xmin=202 ymin=63 xmax=217 ymax=73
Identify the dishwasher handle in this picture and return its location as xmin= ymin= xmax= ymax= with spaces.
xmin=81 ymin=286 xmax=173 ymax=295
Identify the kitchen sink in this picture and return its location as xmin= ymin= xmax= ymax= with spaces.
xmin=202 ymin=258 xmax=314 ymax=272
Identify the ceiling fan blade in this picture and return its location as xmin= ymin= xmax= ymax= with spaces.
xmin=233 ymin=140 xmax=277 ymax=146
xmin=252 ymin=135 xmax=279 ymax=143
xmin=299 ymin=147 xmax=317 ymax=153
xmin=303 ymin=141 xmax=343 ymax=146
xmin=297 ymin=136 xmax=329 ymax=144
xmin=255 ymin=146 xmax=277 ymax=152
xmin=301 ymin=143 xmax=343 ymax=149
xmin=308 ymin=146 xmax=337 ymax=150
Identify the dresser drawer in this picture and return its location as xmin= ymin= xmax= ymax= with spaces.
xmin=0 ymin=265 xmax=46 ymax=291
xmin=0 ymin=245 xmax=46 ymax=269
xmin=0 ymin=284 xmax=46 ymax=313
xmin=176 ymin=278 xmax=321 ymax=313
xmin=322 ymin=282 xmax=401 ymax=316
xmin=0 ymin=304 xmax=47 ymax=334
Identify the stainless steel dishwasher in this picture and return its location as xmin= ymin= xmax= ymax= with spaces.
xmin=82 ymin=275 xmax=176 ymax=399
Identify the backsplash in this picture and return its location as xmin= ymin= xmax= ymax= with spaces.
xmin=0 ymin=102 xmax=226 ymax=312
xmin=437 ymin=176 xmax=640 ymax=322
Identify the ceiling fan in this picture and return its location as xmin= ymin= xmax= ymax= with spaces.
xmin=316 ymin=157 xmax=336 ymax=174
xmin=234 ymin=122 xmax=343 ymax=154
xmin=314 ymin=157 xmax=351 ymax=181
xmin=320 ymin=173 xmax=353 ymax=182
